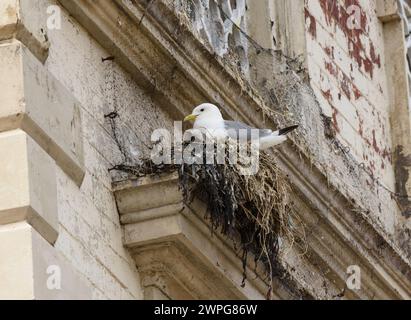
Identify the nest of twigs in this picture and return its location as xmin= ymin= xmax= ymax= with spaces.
xmin=112 ymin=140 xmax=306 ymax=298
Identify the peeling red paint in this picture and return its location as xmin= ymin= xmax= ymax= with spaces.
xmin=317 ymin=0 xmax=381 ymax=78
xmin=341 ymin=73 xmax=351 ymax=99
xmin=357 ymin=110 xmax=364 ymax=136
xmin=320 ymin=89 xmax=341 ymax=134
xmin=359 ymin=129 xmax=392 ymax=164
xmin=332 ymin=107 xmax=340 ymax=133
xmin=321 ymin=89 xmax=333 ymax=101
xmin=304 ymin=8 xmax=317 ymax=38
xmin=323 ymin=59 xmax=362 ymax=101
xmin=352 ymin=84 xmax=362 ymax=100
xmin=307 ymin=1 xmax=391 ymax=175
xmin=369 ymin=43 xmax=381 ymax=68
xmin=321 ymin=55 xmax=391 ymax=167
xmin=356 ymin=113 xmax=391 ymax=166
xmin=324 ymin=61 xmax=337 ymax=77
xmin=372 ymin=129 xmax=380 ymax=155
xmin=363 ymin=58 xmax=373 ymax=77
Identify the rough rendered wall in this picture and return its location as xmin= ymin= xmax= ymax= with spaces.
xmin=30 ymin=0 xmax=173 ymax=299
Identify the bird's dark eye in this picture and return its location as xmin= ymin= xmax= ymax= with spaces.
xmin=200 ymin=108 xmax=204 ymax=112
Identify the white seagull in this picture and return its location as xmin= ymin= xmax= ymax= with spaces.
xmin=183 ymin=103 xmax=298 ymax=150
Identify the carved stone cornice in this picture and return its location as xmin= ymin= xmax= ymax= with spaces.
xmin=60 ymin=0 xmax=411 ymax=299
xmin=113 ymin=173 xmax=285 ymax=300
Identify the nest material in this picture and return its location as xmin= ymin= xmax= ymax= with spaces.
xmin=112 ymin=142 xmax=306 ymax=298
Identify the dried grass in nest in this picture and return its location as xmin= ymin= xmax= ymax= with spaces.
xmin=112 ymin=142 xmax=306 ymax=298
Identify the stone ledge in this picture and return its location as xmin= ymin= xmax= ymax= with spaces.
xmin=113 ymin=173 xmax=280 ymax=300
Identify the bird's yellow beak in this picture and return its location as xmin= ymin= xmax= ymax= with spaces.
xmin=184 ymin=114 xmax=197 ymax=122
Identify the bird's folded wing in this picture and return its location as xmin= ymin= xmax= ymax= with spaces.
xmin=224 ymin=120 xmax=273 ymax=140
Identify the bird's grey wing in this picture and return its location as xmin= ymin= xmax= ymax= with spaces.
xmin=224 ymin=120 xmax=272 ymax=140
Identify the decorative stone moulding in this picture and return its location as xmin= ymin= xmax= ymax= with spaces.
xmin=113 ymin=172 xmax=281 ymax=300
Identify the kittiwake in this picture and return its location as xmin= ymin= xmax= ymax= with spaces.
xmin=183 ymin=103 xmax=298 ymax=150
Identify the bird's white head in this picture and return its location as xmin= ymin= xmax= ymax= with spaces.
xmin=183 ymin=103 xmax=223 ymax=124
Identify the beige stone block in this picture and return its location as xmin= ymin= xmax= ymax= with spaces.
xmin=0 ymin=40 xmax=85 ymax=186
xmin=57 ymin=194 xmax=141 ymax=297
xmin=0 ymin=0 xmax=49 ymax=62
xmin=0 ymin=0 xmax=18 ymax=37
xmin=0 ymin=129 xmax=58 ymax=244
xmin=0 ymin=40 xmax=24 ymax=120
xmin=55 ymin=228 xmax=140 ymax=300
xmin=31 ymin=225 xmax=92 ymax=300
xmin=377 ymin=0 xmax=400 ymax=21
xmin=0 ymin=222 xmax=34 ymax=299
xmin=0 ymin=222 xmax=92 ymax=300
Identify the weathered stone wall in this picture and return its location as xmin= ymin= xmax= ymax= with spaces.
xmin=306 ymin=0 xmax=393 ymax=186
xmin=303 ymin=0 xmax=411 ymax=253
xmin=0 ymin=0 xmax=174 ymax=299
xmin=44 ymin=0 xmax=176 ymax=299
xmin=243 ymin=0 xmax=410 ymax=257
xmin=0 ymin=0 xmax=410 ymax=299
